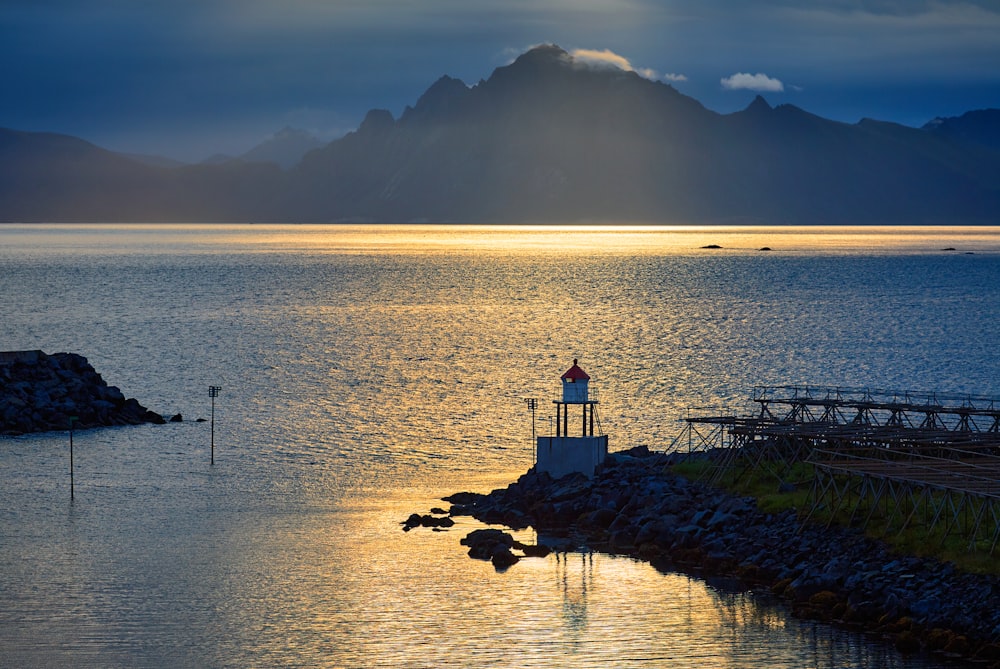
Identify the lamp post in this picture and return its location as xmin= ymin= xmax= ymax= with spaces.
xmin=525 ymin=398 xmax=537 ymax=464
xmin=209 ymin=386 xmax=221 ymax=465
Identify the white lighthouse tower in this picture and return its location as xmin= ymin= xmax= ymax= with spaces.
xmin=536 ymin=359 xmax=608 ymax=478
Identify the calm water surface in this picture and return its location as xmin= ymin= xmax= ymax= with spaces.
xmin=2 ymin=224 xmax=998 ymax=668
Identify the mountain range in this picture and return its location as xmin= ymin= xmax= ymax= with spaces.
xmin=198 ymin=127 xmax=324 ymax=169
xmin=2 ymin=44 xmax=999 ymax=224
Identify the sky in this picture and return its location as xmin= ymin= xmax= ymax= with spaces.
xmin=3 ymin=0 xmax=1000 ymax=162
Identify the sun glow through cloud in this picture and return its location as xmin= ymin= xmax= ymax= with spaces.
xmin=567 ymin=47 xmax=673 ymax=82
xmin=570 ymin=48 xmax=632 ymax=71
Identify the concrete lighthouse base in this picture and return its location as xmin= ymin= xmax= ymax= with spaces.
xmin=536 ymin=435 xmax=609 ymax=479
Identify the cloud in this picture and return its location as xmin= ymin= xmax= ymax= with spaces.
xmin=570 ymin=48 xmax=633 ymax=71
xmin=720 ymin=72 xmax=784 ymax=92
xmin=663 ymin=72 xmax=688 ymax=82
xmin=568 ymin=47 xmax=666 ymax=81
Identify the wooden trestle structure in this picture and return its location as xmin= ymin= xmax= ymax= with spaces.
xmin=672 ymin=386 xmax=1000 ymax=554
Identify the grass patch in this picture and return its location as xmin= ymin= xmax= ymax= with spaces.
xmin=669 ymin=456 xmax=1000 ymax=576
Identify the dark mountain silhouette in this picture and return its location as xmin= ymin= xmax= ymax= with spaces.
xmin=122 ymin=152 xmax=187 ymax=168
xmin=87 ymin=127 xmax=322 ymax=170
xmin=2 ymin=44 xmax=999 ymax=223
xmin=234 ymin=127 xmax=323 ymax=169
xmin=201 ymin=152 xmax=237 ymax=166
xmin=0 ymin=128 xmax=168 ymax=221
xmin=0 ymin=128 xmax=283 ymax=222
xmin=923 ymin=109 xmax=1000 ymax=152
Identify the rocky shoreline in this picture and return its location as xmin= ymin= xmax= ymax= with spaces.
xmin=0 ymin=350 xmax=165 ymax=435
xmin=409 ymin=446 xmax=1000 ymax=667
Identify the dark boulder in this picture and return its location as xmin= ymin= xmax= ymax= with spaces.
xmin=461 ymin=528 xmax=515 ymax=560
xmin=518 ymin=543 xmax=552 ymax=558
xmin=491 ymin=545 xmax=520 ymax=570
xmin=400 ymin=513 xmax=455 ymax=531
xmin=442 ymin=491 xmax=485 ymax=505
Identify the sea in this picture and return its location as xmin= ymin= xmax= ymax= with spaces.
xmin=2 ymin=224 xmax=999 ymax=668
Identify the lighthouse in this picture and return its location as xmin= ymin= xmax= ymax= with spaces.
xmin=536 ymin=359 xmax=608 ymax=478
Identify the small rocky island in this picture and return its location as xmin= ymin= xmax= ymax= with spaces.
xmin=409 ymin=447 xmax=1000 ymax=666
xmin=0 ymin=350 xmax=164 ymax=435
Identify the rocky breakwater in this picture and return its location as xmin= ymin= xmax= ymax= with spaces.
xmin=415 ymin=446 xmax=1000 ymax=666
xmin=0 ymin=350 xmax=165 ymax=434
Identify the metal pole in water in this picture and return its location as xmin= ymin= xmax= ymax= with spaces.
xmin=209 ymin=386 xmax=221 ymax=465
xmin=69 ymin=416 xmax=76 ymax=500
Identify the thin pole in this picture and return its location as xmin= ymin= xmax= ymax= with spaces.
xmin=209 ymin=386 xmax=221 ymax=465
xmin=526 ymin=398 xmax=537 ymax=464
xmin=69 ymin=417 xmax=75 ymax=500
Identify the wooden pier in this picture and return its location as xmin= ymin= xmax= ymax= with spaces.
xmin=674 ymin=385 xmax=1000 ymax=554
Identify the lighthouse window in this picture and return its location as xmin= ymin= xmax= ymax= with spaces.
xmin=566 ymin=378 xmax=575 ymax=383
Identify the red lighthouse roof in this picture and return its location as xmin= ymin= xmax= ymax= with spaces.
xmin=561 ymin=359 xmax=590 ymax=381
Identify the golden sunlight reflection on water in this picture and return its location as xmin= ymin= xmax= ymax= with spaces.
xmin=2 ymin=224 xmax=990 ymax=668
xmin=4 ymin=223 xmax=1000 ymax=256
xmin=204 ymin=490 xmax=935 ymax=668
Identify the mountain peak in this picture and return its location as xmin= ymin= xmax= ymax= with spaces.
xmin=512 ymin=44 xmax=570 ymax=67
xmin=402 ymin=75 xmax=470 ymax=123
xmin=359 ymin=108 xmax=395 ymax=134
xmin=746 ymin=95 xmax=772 ymax=113
xmin=271 ymin=126 xmax=313 ymax=141
xmin=484 ymin=43 xmax=647 ymax=100
xmin=493 ymin=44 xmax=574 ymax=82
xmin=234 ymin=126 xmax=324 ymax=169
xmin=922 ymin=108 xmax=1000 ymax=151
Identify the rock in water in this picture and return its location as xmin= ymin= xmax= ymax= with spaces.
xmin=491 ymin=545 xmax=520 ymax=569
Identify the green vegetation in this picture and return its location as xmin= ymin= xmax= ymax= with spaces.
xmin=669 ymin=456 xmax=1000 ymax=576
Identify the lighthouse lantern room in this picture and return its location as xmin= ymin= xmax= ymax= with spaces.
xmin=536 ymin=359 xmax=608 ymax=479
xmin=561 ymin=359 xmax=590 ymax=403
